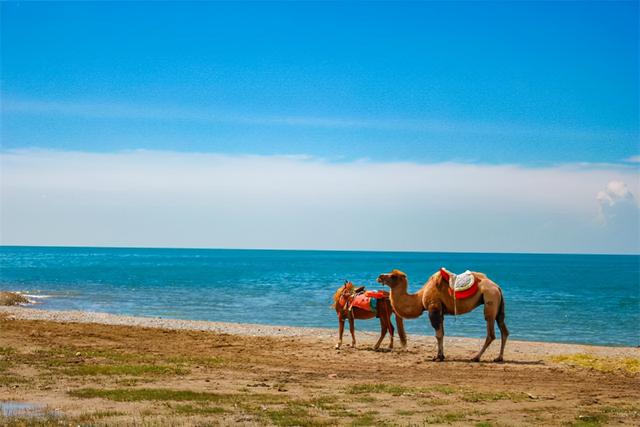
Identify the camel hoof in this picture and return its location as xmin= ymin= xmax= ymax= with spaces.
xmin=493 ymin=357 xmax=504 ymax=363
xmin=470 ymin=357 xmax=480 ymax=363
xmin=335 ymin=344 xmax=341 ymax=350
xmin=432 ymin=355 xmax=445 ymax=362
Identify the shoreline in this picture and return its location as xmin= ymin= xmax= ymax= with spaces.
xmin=2 ymin=306 xmax=638 ymax=359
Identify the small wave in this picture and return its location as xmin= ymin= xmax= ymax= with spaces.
xmin=22 ymin=294 xmax=52 ymax=300
xmin=12 ymin=292 xmax=54 ymax=305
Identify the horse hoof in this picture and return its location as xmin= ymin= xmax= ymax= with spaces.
xmin=470 ymin=357 xmax=480 ymax=363
xmin=432 ymin=355 xmax=445 ymax=362
xmin=493 ymin=357 xmax=504 ymax=363
xmin=335 ymin=344 xmax=341 ymax=350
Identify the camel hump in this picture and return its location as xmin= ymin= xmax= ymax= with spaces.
xmin=440 ymin=267 xmax=452 ymax=282
xmin=440 ymin=268 xmax=475 ymax=291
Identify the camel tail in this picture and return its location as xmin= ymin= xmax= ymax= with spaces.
xmin=496 ymin=289 xmax=506 ymax=323
xmin=395 ymin=313 xmax=407 ymax=347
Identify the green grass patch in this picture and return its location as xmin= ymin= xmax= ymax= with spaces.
xmin=64 ymin=363 xmax=189 ymax=376
xmin=568 ymin=413 xmax=610 ymax=427
xmin=350 ymin=412 xmax=380 ymax=426
xmin=348 ymin=383 xmax=456 ymax=396
xmin=462 ymin=390 xmax=526 ymax=402
xmin=0 ymin=346 xmax=15 ymax=354
xmin=0 ymin=414 xmax=64 ymax=427
xmin=69 ymin=387 xmax=285 ymax=405
xmin=551 ymin=354 xmax=640 ymax=374
xmin=0 ymin=374 xmax=30 ymax=386
xmin=77 ymin=348 xmax=154 ymax=363
xmin=77 ymin=410 xmax=126 ymax=421
xmin=172 ymin=404 xmax=227 ymax=415
xmin=424 ymin=411 xmax=468 ymax=424
xmin=601 ymin=404 xmax=640 ymax=417
xmin=265 ymin=406 xmax=333 ymax=426
xmin=167 ymin=355 xmax=226 ymax=367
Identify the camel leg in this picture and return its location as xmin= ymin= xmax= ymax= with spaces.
xmin=396 ymin=315 xmax=407 ymax=349
xmin=428 ymin=305 xmax=445 ymax=361
xmin=494 ymin=296 xmax=509 ymax=362
xmin=348 ymin=313 xmax=356 ymax=347
xmin=335 ymin=317 xmax=345 ymax=349
xmin=472 ymin=301 xmax=498 ymax=362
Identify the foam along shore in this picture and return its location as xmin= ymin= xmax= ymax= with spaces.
xmin=1 ymin=305 xmax=638 ymax=359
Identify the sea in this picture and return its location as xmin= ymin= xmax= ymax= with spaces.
xmin=0 ymin=246 xmax=638 ymax=347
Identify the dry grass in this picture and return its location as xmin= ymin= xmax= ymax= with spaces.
xmin=551 ymin=354 xmax=640 ymax=374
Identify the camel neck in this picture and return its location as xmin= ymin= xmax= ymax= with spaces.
xmin=389 ymin=281 xmax=424 ymax=319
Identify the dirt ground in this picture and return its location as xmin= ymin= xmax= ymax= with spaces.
xmin=0 ymin=314 xmax=638 ymax=426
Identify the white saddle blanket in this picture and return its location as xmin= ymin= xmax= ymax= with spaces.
xmin=447 ymin=270 xmax=475 ymax=292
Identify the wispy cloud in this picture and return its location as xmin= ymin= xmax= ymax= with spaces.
xmin=624 ymin=155 xmax=640 ymax=163
xmin=2 ymin=97 xmax=632 ymax=142
xmin=1 ymin=149 xmax=638 ymax=253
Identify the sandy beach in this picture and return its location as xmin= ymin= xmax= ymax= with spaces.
xmin=0 ymin=306 xmax=638 ymax=426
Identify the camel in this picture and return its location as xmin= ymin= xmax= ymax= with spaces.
xmin=377 ymin=269 xmax=508 ymax=362
xmin=332 ymin=281 xmax=407 ymax=351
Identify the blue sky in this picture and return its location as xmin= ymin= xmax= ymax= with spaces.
xmin=2 ymin=1 xmax=638 ymax=163
xmin=1 ymin=1 xmax=638 ymax=253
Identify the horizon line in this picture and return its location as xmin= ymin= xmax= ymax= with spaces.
xmin=1 ymin=244 xmax=638 ymax=257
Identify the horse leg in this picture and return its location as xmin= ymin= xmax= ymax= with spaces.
xmin=472 ymin=300 xmax=498 ymax=362
xmin=335 ymin=316 xmax=345 ymax=349
xmin=373 ymin=312 xmax=387 ymax=350
xmin=494 ymin=295 xmax=509 ymax=362
xmin=428 ymin=304 xmax=445 ymax=361
xmin=387 ymin=307 xmax=395 ymax=350
xmin=348 ymin=312 xmax=356 ymax=347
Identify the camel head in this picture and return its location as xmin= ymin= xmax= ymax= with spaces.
xmin=376 ymin=269 xmax=407 ymax=289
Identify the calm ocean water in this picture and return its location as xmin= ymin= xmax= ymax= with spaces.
xmin=0 ymin=246 xmax=638 ymax=346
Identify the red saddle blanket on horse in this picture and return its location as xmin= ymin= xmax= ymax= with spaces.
xmin=350 ymin=290 xmax=389 ymax=313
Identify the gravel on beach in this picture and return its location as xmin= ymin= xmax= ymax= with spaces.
xmin=1 ymin=306 xmax=637 ymax=360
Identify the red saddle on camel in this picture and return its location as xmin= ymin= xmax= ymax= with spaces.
xmin=440 ymin=268 xmax=479 ymax=300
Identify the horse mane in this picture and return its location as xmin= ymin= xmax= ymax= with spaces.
xmin=332 ymin=281 xmax=354 ymax=308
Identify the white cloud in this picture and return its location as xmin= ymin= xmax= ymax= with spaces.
xmin=596 ymin=180 xmax=639 ymax=234
xmin=1 ymin=149 xmax=639 ymax=254
xmin=596 ymin=180 xmax=634 ymax=207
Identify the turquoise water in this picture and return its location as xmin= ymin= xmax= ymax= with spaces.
xmin=1 ymin=246 xmax=638 ymax=346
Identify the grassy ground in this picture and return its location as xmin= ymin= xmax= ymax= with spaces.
xmin=0 ymin=315 xmax=638 ymax=426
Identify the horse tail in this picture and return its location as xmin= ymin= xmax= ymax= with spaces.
xmin=395 ymin=312 xmax=407 ymax=347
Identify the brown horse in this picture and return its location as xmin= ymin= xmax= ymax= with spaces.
xmin=332 ymin=281 xmax=407 ymax=350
